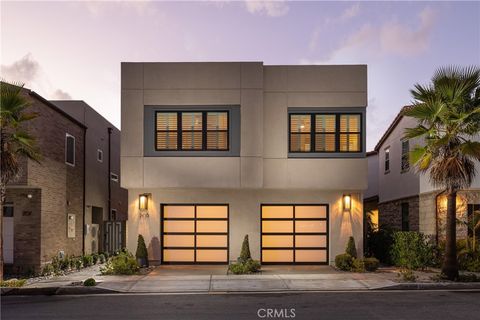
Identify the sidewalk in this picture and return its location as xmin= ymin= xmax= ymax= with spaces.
xmin=3 ymin=265 xmax=480 ymax=295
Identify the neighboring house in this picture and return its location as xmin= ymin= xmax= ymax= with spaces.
xmin=366 ymin=106 xmax=480 ymax=241
xmin=121 ymin=62 xmax=368 ymax=265
xmin=52 ymin=101 xmax=128 ymax=254
xmin=3 ymin=88 xmax=85 ymax=274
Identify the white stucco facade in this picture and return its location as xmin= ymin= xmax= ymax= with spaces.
xmin=121 ymin=62 xmax=368 ymax=265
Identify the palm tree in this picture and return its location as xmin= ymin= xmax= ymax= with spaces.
xmin=404 ymin=66 xmax=480 ymax=280
xmin=0 ymin=81 xmax=41 ymax=279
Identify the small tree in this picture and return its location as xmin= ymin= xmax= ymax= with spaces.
xmin=239 ymin=235 xmax=251 ymax=263
xmin=405 ymin=66 xmax=480 ymax=280
xmin=346 ymin=236 xmax=357 ymax=258
xmin=135 ymin=234 xmax=148 ymax=267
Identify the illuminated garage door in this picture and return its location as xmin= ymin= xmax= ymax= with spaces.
xmin=261 ymin=204 xmax=328 ymax=264
xmin=161 ymin=204 xmax=229 ymax=264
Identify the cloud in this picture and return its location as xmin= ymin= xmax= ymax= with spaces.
xmin=1 ymin=54 xmax=72 ymax=100
xmin=0 ymin=53 xmax=40 ymax=84
xmin=340 ymin=3 xmax=360 ymax=21
xmin=305 ymin=6 xmax=437 ymax=63
xmin=380 ymin=6 xmax=436 ymax=57
xmin=81 ymin=1 xmax=156 ymax=17
xmin=244 ymin=0 xmax=289 ymax=17
xmin=51 ymin=89 xmax=72 ymax=100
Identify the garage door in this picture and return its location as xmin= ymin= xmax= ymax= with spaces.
xmin=161 ymin=204 xmax=229 ymax=264
xmin=261 ymin=204 xmax=328 ymax=264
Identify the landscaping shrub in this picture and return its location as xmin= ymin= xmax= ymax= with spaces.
xmin=239 ymin=235 xmax=252 ymax=263
xmin=92 ymin=253 xmax=99 ymax=265
xmin=335 ymin=253 xmax=353 ymax=271
xmin=83 ymin=278 xmax=96 ymax=286
xmin=352 ymin=258 xmax=365 ymax=272
xmin=346 ymin=236 xmax=357 ymax=258
xmin=82 ymin=255 xmax=94 ymax=267
xmin=363 ymin=257 xmax=380 ymax=272
xmin=391 ymin=232 xmax=436 ymax=270
xmin=228 ymin=235 xmax=260 ymax=274
xmin=41 ymin=263 xmax=54 ymax=276
xmin=135 ymin=234 xmax=149 ymax=267
xmin=74 ymin=257 xmax=83 ymax=271
xmin=398 ymin=268 xmax=417 ymax=282
xmin=59 ymin=256 xmax=70 ymax=271
xmin=458 ymin=252 xmax=480 ymax=272
xmin=100 ymin=251 xmax=139 ymax=275
xmin=98 ymin=253 xmax=106 ymax=264
xmin=365 ymin=225 xmax=395 ymax=264
xmin=0 ymin=279 xmax=26 ymax=288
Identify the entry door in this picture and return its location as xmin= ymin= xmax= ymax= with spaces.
xmin=161 ymin=204 xmax=229 ymax=264
xmin=261 ymin=205 xmax=328 ymax=264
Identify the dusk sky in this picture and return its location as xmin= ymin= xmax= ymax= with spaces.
xmin=1 ymin=1 xmax=479 ymax=150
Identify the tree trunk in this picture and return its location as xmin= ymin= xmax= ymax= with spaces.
xmin=442 ymin=191 xmax=459 ymax=280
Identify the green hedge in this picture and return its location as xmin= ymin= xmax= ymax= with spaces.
xmin=391 ymin=232 xmax=436 ymax=270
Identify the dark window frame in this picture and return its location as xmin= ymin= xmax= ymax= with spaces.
xmin=65 ymin=133 xmax=75 ymax=166
xmin=155 ymin=111 xmax=229 ymax=152
xmin=288 ymin=112 xmax=363 ymax=154
xmin=384 ymin=147 xmax=390 ymax=174
xmin=401 ymin=140 xmax=410 ymax=172
xmin=3 ymin=203 xmax=14 ymax=217
xmin=97 ymin=149 xmax=103 ymax=163
xmin=110 ymin=172 xmax=119 ymax=182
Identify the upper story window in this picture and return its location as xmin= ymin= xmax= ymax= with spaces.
xmin=155 ymin=111 xmax=229 ymax=151
xmin=65 ymin=133 xmax=75 ymax=166
xmin=97 ymin=149 xmax=103 ymax=163
xmin=289 ymin=113 xmax=361 ymax=153
xmin=384 ymin=147 xmax=390 ymax=173
xmin=401 ymin=140 xmax=410 ymax=172
xmin=110 ymin=172 xmax=119 ymax=182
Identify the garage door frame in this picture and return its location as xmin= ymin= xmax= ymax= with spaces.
xmin=161 ymin=203 xmax=229 ymax=265
xmin=260 ymin=203 xmax=329 ymax=265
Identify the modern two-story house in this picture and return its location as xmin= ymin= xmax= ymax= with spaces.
xmin=366 ymin=106 xmax=480 ymax=242
xmin=121 ymin=62 xmax=368 ymax=265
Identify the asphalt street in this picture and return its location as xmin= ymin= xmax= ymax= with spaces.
xmin=2 ymin=290 xmax=480 ymax=320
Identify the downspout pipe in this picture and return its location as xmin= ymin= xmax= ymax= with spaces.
xmin=82 ymin=127 xmax=86 ymax=255
xmin=108 ymin=127 xmax=113 ymax=221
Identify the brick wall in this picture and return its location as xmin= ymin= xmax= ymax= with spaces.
xmin=378 ymin=195 xmax=419 ymax=231
xmin=6 ymin=91 xmax=85 ymax=272
xmin=4 ymin=188 xmax=41 ymax=274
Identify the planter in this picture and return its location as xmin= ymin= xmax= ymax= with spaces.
xmin=137 ymin=258 xmax=148 ymax=268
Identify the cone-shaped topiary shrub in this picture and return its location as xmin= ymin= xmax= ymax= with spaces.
xmin=346 ymin=236 xmax=357 ymax=258
xmin=239 ymin=235 xmax=252 ymax=263
xmin=135 ymin=234 xmax=149 ymax=267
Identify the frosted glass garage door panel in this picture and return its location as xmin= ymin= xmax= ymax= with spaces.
xmin=196 ymin=250 xmax=227 ymax=262
xmin=163 ymin=235 xmax=194 ymax=247
xmin=196 ymin=206 xmax=228 ymax=219
xmin=262 ymin=235 xmax=293 ymax=248
xmin=262 ymin=250 xmax=293 ymax=262
xmin=196 ymin=235 xmax=227 ymax=247
xmin=262 ymin=221 xmax=293 ymax=233
xmin=196 ymin=221 xmax=228 ymax=233
xmin=163 ymin=249 xmax=194 ymax=262
xmin=164 ymin=221 xmax=195 ymax=233
xmin=295 ymin=235 xmax=327 ymax=247
xmin=295 ymin=250 xmax=327 ymax=263
xmin=295 ymin=206 xmax=327 ymax=219
xmin=295 ymin=221 xmax=326 ymax=233
xmin=164 ymin=206 xmax=195 ymax=218
xmin=262 ymin=206 xmax=293 ymax=219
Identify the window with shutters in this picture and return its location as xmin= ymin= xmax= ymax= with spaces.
xmin=289 ymin=113 xmax=362 ymax=153
xmin=155 ymin=111 xmax=229 ymax=151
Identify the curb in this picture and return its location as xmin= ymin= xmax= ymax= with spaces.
xmin=375 ymin=282 xmax=480 ymax=290
xmin=1 ymin=286 xmax=119 ymax=296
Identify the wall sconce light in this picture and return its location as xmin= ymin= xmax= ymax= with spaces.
xmin=26 ymin=194 xmax=33 ymax=199
xmin=139 ymin=193 xmax=151 ymax=217
xmin=343 ymin=194 xmax=352 ymax=212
